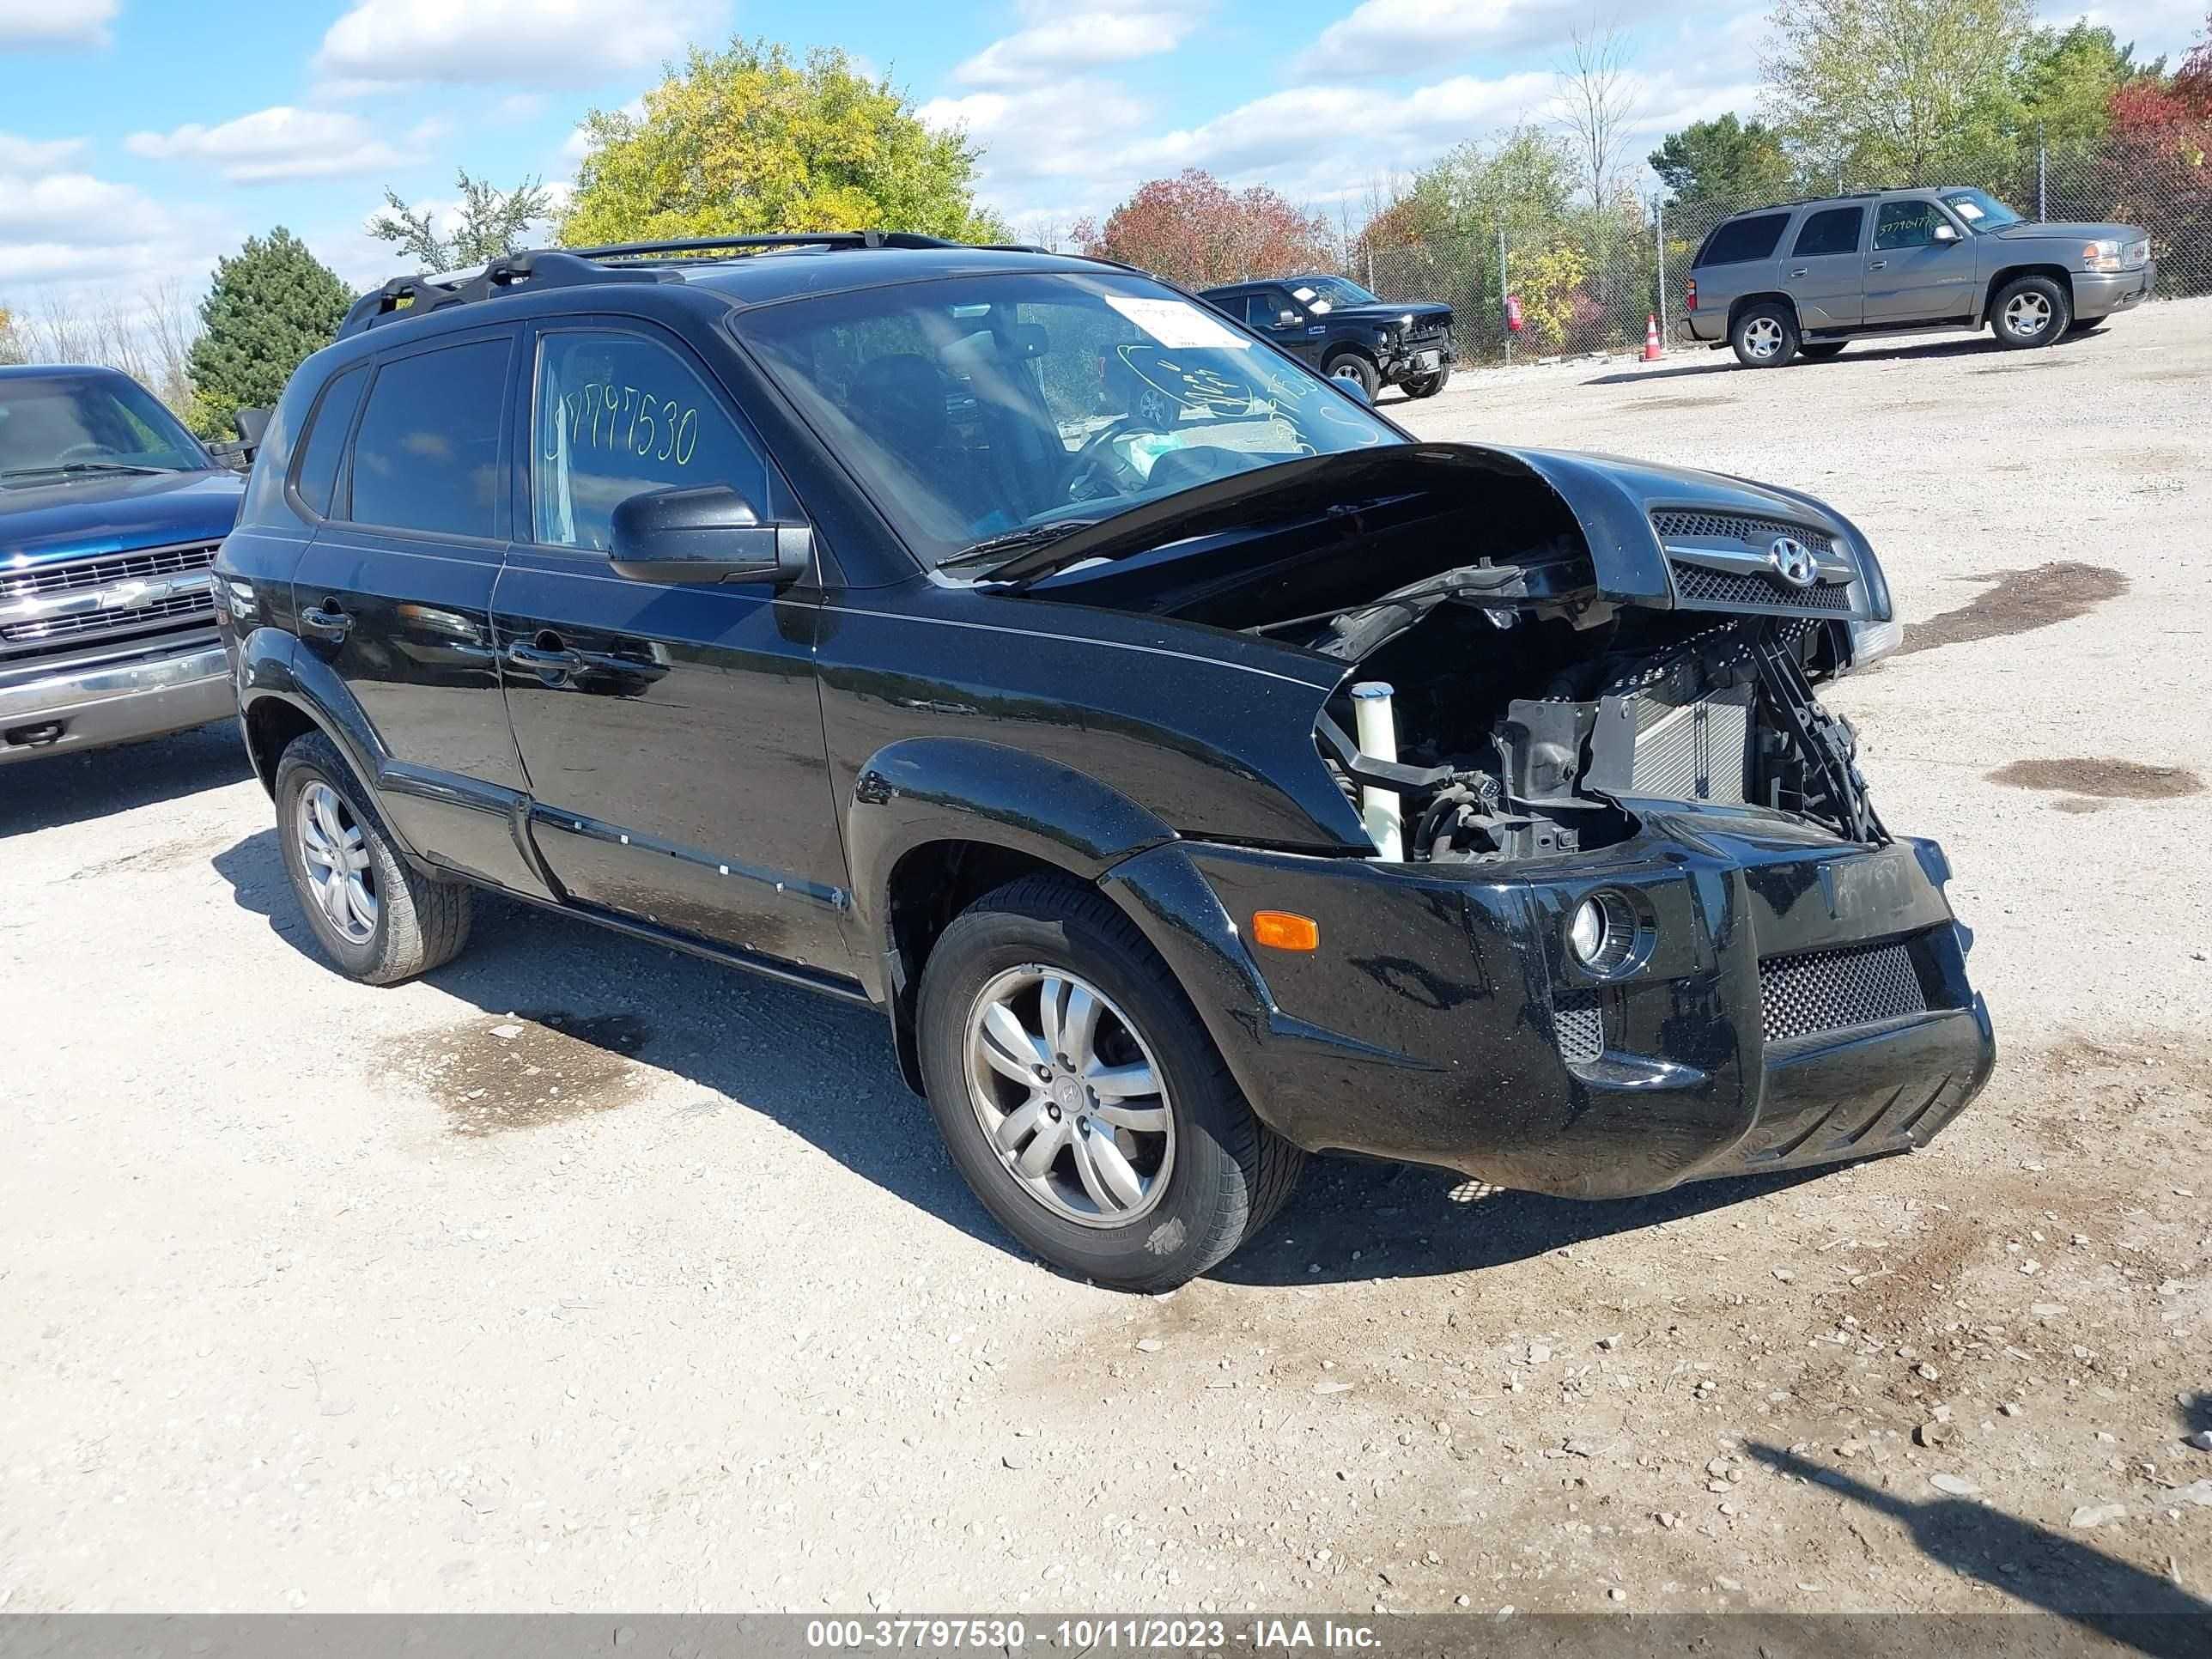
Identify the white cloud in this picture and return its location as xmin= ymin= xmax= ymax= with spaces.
xmin=922 ymin=77 xmax=1156 ymax=221
xmin=0 ymin=169 xmax=205 ymax=286
xmin=956 ymin=3 xmax=1197 ymax=87
xmin=1290 ymin=0 xmax=1583 ymax=80
xmin=316 ymin=0 xmax=729 ymax=91
xmin=0 ymin=0 xmax=115 ymax=51
xmin=0 ymin=131 xmax=83 ymax=170
xmin=126 ymin=106 xmax=436 ymax=185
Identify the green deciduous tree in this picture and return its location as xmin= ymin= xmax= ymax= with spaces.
xmin=2017 ymin=21 xmax=2156 ymax=149
xmin=1649 ymin=114 xmax=1796 ymax=206
xmin=1763 ymin=0 xmax=2037 ymax=185
xmin=371 ymin=169 xmax=554 ymax=270
xmin=185 ymin=228 xmax=351 ymax=438
xmin=559 ymin=39 xmax=1005 ymax=247
xmin=1398 ymin=125 xmax=1580 ymax=246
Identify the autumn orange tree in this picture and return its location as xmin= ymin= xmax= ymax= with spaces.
xmin=1073 ymin=170 xmax=1333 ymax=286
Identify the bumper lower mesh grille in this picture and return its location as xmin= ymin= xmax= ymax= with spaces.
xmin=1553 ymin=990 xmax=1603 ymax=1066
xmin=1759 ymin=939 xmax=1927 ymax=1043
xmin=1669 ymin=558 xmax=1854 ymax=611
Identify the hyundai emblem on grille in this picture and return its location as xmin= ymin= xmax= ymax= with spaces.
xmin=1766 ymin=536 xmax=1819 ymax=588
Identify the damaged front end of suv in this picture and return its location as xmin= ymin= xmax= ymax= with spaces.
xmin=994 ymin=442 xmax=1994 ymax=1199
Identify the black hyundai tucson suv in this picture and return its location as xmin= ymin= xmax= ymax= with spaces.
xmin=214 ymin=232 xmax=1994 ymax=1290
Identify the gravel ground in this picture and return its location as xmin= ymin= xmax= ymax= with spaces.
xmin=3 ymin=302 xmax=2209 ymax=1619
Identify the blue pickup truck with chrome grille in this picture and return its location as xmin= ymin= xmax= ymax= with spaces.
xmin=1 ymin=364 xmax=245 ymax=765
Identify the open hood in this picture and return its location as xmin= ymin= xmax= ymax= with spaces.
xmin=1012 ymin=440 xmax=1887 ymax=630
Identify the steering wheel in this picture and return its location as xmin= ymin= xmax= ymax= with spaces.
xmin=1061 ymin=415 xmax=1158 ymax=505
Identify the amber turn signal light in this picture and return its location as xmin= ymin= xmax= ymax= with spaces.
xmin=1251 ymin=911 xmax=1319 ymax=951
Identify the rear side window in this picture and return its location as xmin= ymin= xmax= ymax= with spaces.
xmin=290 ymin=365 xmax=366 ymax=519
xmin=1696 ymin=213 xmax=1789 ymax=267
xmin=346 ymin=338 xmax=510 ymax=538
xmin=1792 ymin=205 xmax=1865 ymax=258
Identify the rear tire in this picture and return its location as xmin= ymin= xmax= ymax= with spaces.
xmin=274 ymin=731 xmax=473 ymax=985
xmin=1401 ymin=365 xmax=1452 ymax=398
xmin=1730 ymin=302 xmax=1799 ymax=368
xmin=1990 ymin=275 xmax=2070 ymax=348
xmin=1798 ymin=341 xmax=1847 ymax=361
xmin=916 ymin=873 xmax=1304 ymax=1291
xmin=1324 ymin=352 xmax=1381 ymax=400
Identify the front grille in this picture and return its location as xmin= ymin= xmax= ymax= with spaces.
xmin=1669 ymin=558 xmax=1854 ymax=612
xmin=1553 ymin=990 xmax=1604 ymax=1065
xmin=1652 ymin=510 xmax=1836 ymax=556
xmin=0 ymin=590 xmax=214 ymax=647
xmin=0 ymin=541 xmax=216 ymax=602
xmin=1759 ymin=939 xmax=1927 ymax=1043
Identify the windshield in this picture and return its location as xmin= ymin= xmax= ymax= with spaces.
xmin=738 ymin=270 xmax=1399 ymax=568
xmin=1289 ymin=276 xmax=1379 ymax=309
xmin=1940 ymin=189 xmax=2024 ymax=234
xmin=0 ymin=373 xmax=210 ymax=481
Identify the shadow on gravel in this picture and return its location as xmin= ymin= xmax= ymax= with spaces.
xmin=211 ymin=826 xmax=1016 ymax=1255
xmin=0 ymin=721 xmax=249 ymax=838
xmin=1212 ymin=1154 xmax=1835 ymax=1285
xmin=1582 ymin=329 xmax=2112 ymax=387
xmin=212 ymin=824 xmax=1852 ymax=1285
xmin=1747 ymin=1443 xmax=2212 ymax=1652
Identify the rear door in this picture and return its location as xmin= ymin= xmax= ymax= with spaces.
xmin=1864 ymin=198 xmax=1975 ymax=323
xmin=491 ymin=317 xmax=854 ymax=980
xmin=1782 ymin=204 xmax=1867 ymax=329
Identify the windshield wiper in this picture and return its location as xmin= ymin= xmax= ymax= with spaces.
xmin=937 ymin=517 xmax=1101 ymax=573
xmin=0 ymin=461 xmax=172 ymax=479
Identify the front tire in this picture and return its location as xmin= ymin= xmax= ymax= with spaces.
xmin=1991 ymin=275 xmax=2070 ymax=348
xmin=1401 ymin=364 xmax=1452 ymax=398
xmin=1324 ymin=352 xmax=1381 ymax=400
xmin=916 ymin=874 xmax=1304 ymax=1290
xmin=274 ymin=731 xmax=472 ymax=985
xmin=1730 ymin=301 xmax=1799 ymax=368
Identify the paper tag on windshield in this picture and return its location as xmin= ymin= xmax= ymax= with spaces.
xmin=1954 ymin=200 xmax=1984 ymax=220
xmin=1106 ymin=295 xmax=1250 ymax=349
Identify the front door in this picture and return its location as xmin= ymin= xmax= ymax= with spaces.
xmin=1242 ymin=288 xmax=1322 ymax=367
xmin=1863 ymin=200 xmax=1975 ymax=324
xmin=491 ymin=319 xmax=854 ymax=981
xmin=1782 ymin=203 xmax=1867 ymax=330
xmin=291 ymin=328 xmax=537 ymax=890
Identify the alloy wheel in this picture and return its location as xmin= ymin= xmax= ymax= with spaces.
xmin=1742 ymin=317 xmax=1784 ymax=360
xmin=1331 ymin=362 xmax=1365 ymax=383
xmin=2004 ymin=291 xmax=2053 ymax=337
xmin=963 ymin=964 xmax=1175 ymax=1227
xmin=297 ymin=780 xmax=378 ymax=944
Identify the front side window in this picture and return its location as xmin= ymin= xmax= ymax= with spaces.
xmin=346 ymin=339 xmax=508 ymax=538
xmin=532 ymin=330 xmax=776 ymax=550
xmin=0 ymin=372 xmax=209 ymax=483
xmin=1697 ymin=213 xmax=1789 ymax=267
xmin=736 ymin=270 xmax=1399 ymax=568
xmin=1792 ymin=205 xmax=1865 ymax=259
xmin=1874 ymin=200 xmax=1948 ymax=251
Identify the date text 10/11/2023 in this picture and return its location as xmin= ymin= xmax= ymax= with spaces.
xmin=802 ymin=1620 xmax=1382 ymax=1651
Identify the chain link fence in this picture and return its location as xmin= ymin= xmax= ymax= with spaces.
xmin=1340 ymin=123 xmax=2211 ymax=367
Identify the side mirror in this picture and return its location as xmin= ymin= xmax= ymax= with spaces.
xmin=608 ymin=484 xmax=811 ymax=586
xmin=1278 ymin=310 xmax=1299 ymax=326
xmin=234 ymin=407 xmax=271 ymax=447
xmin=1933 ymin=222 xmax=1960 ymax=243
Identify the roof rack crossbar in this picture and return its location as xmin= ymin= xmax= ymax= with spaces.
xmin=337 ymin=247 xmax=678 ymax=338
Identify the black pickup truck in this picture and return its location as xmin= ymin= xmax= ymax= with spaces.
xmin=1199 ymin=274 xmax=1455 ymax=400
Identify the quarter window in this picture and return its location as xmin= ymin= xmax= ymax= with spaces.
xmin=291 ymin=365 xmax=366 ymax=519
xmin=1873 ymin=200 xmax=1947 ymax=251
xmin=530 ymin=330 xmax=777 ymax=551
xmin=346 ymin=340 xmax=509 ymax=538
xmin=1696 ymin=213 xmax=1790 ymax=267
xmin=1792 ymin=206 xmax=1865 ymax=259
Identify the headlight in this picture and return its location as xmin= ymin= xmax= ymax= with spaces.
xmin=1847 ymin=616 xmax=1904 ymax=667
xmin=2083 ymin=239 xmax=2123 ymax=272
xmin=1567 ymin=890 xmax=1644 ymax=978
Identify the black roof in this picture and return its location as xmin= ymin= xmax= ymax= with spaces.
xmin=338 ymin=233 xmax=1128 ymax=338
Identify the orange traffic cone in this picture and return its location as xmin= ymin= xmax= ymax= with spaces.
xmin=1643 ymin=313 xmax=1662 ymax=362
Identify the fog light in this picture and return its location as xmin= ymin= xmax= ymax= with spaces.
xmin=1567 ymin=890 xmax=1642 ymax=977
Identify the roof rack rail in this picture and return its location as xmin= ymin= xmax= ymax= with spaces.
xmin=337 ymin=247 xmax=677 ymax=338
xmin=567 ymin=230 xmax=959 ymax=262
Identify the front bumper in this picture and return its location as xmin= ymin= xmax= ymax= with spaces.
xmin=1104 ymin=803 xmax=1993 ymax=1198
xmin=1382 ymin=334 xmax=1455 ymax=380
xmin=0 ymin=633 xmax=233 ymax=763
xmin=2075 ymin=261 xmax=2155 ymax=319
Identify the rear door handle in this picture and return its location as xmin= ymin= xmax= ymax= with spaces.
xmin=1788 ymin=267 xmax=1808 ymax=278
xmin=299 ymin=602 xmax=352 ymax=640
xmin=1868 ymin=259 xmax=1888 ymax=270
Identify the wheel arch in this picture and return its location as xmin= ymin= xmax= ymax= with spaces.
xmin=1727 ymin=291 xmax=1799 ymax=332
xmin=1978 ymin=264 xmax=2075 ymax=326
xmin=846 ymin=738 xmax=1180 ymax=1091
xmin=1320 ymin=342 xmax=1379 ymax=373
xmin=235 ymin=626 xmax=389 ymax=804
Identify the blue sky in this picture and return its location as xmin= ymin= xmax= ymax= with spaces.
xmin=3 ymin=0 xmax=2204 ymax=306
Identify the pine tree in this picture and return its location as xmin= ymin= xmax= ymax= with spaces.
xmin=185 ymin=228 xmax=353 ymax=438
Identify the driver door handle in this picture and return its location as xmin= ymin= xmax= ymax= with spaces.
xmin=1788 ymin=267 xmax=1808 ymax=278
xmin=299 ymin=602 xmax=352 ymax=640
xmin=507 ymin=640 xmax=583 ymax=674
xmin=1868 ymin=259 xmax=1888 ymax=270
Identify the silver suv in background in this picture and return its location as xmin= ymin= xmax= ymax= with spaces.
xmin=1680 ymin=187 xmax=2155 ymax=367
